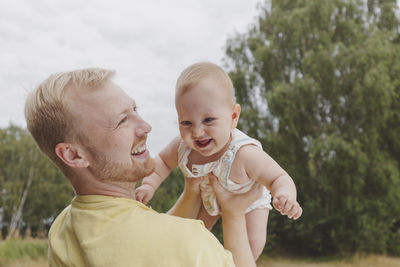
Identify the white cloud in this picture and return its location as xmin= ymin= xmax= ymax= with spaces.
xmin=0 ymin=0 xmax=260 ymax=153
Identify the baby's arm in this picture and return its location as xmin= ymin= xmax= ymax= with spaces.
xmin=237 ymin=145 xmax=302 ymax=220
xmin=135 ymin=136 xmax=180 ymax=204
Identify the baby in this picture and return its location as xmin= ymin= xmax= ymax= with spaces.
xmin=136 ymin=62 xmax=302 ymax=260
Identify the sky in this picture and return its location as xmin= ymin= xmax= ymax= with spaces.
xmin=0 ymin=0 xmax=261 ymax=154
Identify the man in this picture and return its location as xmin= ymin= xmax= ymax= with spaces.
xmin=25 ymin=68 xmax=261 ymax=267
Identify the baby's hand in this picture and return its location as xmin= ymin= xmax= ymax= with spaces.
xmin=272 ymin=192 xmax=302 ymax=220
xmin=135 ymin=184 xmax=155 ymax=204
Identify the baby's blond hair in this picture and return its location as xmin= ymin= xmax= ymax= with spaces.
xmin=24 ymin=68 xmax=114 ymax=175
xmin=175 ymin=62 xmax=235 ymax=105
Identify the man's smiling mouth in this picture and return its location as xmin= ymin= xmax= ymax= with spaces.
xmin=131 ymin=143 xmax=146 ymax=156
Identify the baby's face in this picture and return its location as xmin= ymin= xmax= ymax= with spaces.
xmin=176 ymin=78 xmax=238 ymax=158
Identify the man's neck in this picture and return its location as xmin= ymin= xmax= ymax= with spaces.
xmin=104 ymin=181 xmax=137 ymax=199
xmin=70 ymin=173 xmax=137 ymax=200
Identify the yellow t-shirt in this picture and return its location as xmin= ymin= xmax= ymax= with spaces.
xmin=48 ymin=195 xmax=235 ymax=267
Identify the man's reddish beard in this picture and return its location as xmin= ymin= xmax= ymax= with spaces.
xmin=86 ymin=144 xmax=155 ymax=182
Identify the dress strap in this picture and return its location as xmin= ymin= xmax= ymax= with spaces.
xmin=216 ymin=129 xmax=262 ymax=189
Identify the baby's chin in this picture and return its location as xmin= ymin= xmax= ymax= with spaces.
xmin=192 ymin=142 xmax=215 ymax=155
xmin=193 ymin=147 xmax=220 ymax=158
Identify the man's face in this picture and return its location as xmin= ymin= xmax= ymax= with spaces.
xmin=66 ymin=81 xmax=155 ymax=182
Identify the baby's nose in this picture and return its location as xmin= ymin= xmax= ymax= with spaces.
xmin=191 ymin=125 xmax=204 ymax=138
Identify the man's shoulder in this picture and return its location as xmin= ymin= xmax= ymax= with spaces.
xmin=48 ymin=200 xmax=235 ymax=267
xmin=134 ymin=212 xmax=213 ymax=246
xmin=143 ymin=212 xmax=207 ymax=235
xmin=48 ymin=204 xmax=72 ymax=234
xmin=139 ymin=215 xmax=235 ymax=265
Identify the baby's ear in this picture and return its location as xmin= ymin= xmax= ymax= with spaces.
xmin=231 ymin=104 xmax=241 ymax=128
xmin=55 ymin=143 xmax=90 ymax=168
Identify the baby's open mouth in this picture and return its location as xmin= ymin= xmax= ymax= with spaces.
xmin=195 ymin=139 xmax=212 ymax=148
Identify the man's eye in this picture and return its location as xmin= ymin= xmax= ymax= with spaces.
xmin=204 ymin=117 xmax=215 ymax=123
xmin=118 ymin=117 xmax=128 ymax=126
xmin=180 ymin=121 xmax=191 ymax=126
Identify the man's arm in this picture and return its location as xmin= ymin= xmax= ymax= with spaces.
xmin=222 ymin=213 xmax=254 ymax=267
xmin=210 ymin=175 xmax=262 ymax=267
xmin=167 ymin=176 xmax=203 ymax=218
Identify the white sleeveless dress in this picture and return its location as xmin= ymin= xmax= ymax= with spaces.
xmin=178 ymin=128 xmax=272 ymax=216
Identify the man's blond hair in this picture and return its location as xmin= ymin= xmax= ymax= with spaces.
xmin=24 ymin=68 xmax=114 ymax=175
xmin=175 ymin=62 xmax=235 ymax=105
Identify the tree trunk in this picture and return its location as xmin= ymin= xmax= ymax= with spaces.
xmin=6 ymin=158 xmax=35 ymax=239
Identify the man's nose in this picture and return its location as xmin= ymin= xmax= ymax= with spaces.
xmin=135 ymin=117 xmax=152 ymax=137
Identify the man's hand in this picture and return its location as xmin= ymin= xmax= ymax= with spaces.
xmin=135 ymin=184 xmax=155 ymax=204
xmin=183 ymin=176 xmax=203 ymax=196
xmin=210 ymin=174 xmax=263 ymax=217
xmin=167 ymin=176 xmax=202 ymax=218
xmin=272 ymin=191 xmax=302 ymax=220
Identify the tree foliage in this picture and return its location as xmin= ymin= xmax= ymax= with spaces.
xmin=147 ymin=168 xmax=184 ymax=212
xmin=224 ymin=0 xmax=400 ymax=256
xmin=0 ymin=125 xmax=73 ymax=238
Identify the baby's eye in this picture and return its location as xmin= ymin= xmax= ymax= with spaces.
xmin=180 ymin=121 xmax=192 ymax=126
xmin=133 ymin=106 xmax=138 ymax=113
xmin=203 ymin=117 xmax=215 ymax=123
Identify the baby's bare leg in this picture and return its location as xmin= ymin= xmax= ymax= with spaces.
xmin=197 ymin=204 xmax=220 ymax=230
xmin=245 ymin=208 xmax=269 ymax=260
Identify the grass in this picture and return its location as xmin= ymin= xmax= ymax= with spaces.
xmin=1 ymin=239 xmax=400 ymax=267
xmin=4 ymin=259 xmax=48 ymax=267
xmin=0 ymin=239 xmax=47 ymax=266
xmin=256 ymin=254 xmax=400 ymax=267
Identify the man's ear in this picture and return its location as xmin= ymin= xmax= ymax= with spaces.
xmin=55 ymin=143 xmax=89 ymax=168
xmin=231 ymin=104 xmax=241 ymax=128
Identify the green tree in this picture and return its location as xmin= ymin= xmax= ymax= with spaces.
xmin=147 ymin=168 xmax=184 ymax=212
xmin=0 ymin=125 xmax=36 ymax=238
xmin=0 ymin=125 xmax=73 ymax=238
xmin=224 ymin=0 xmax=400 ymax=255
xmin=23 ymin=152 xmax=73 ymax=237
